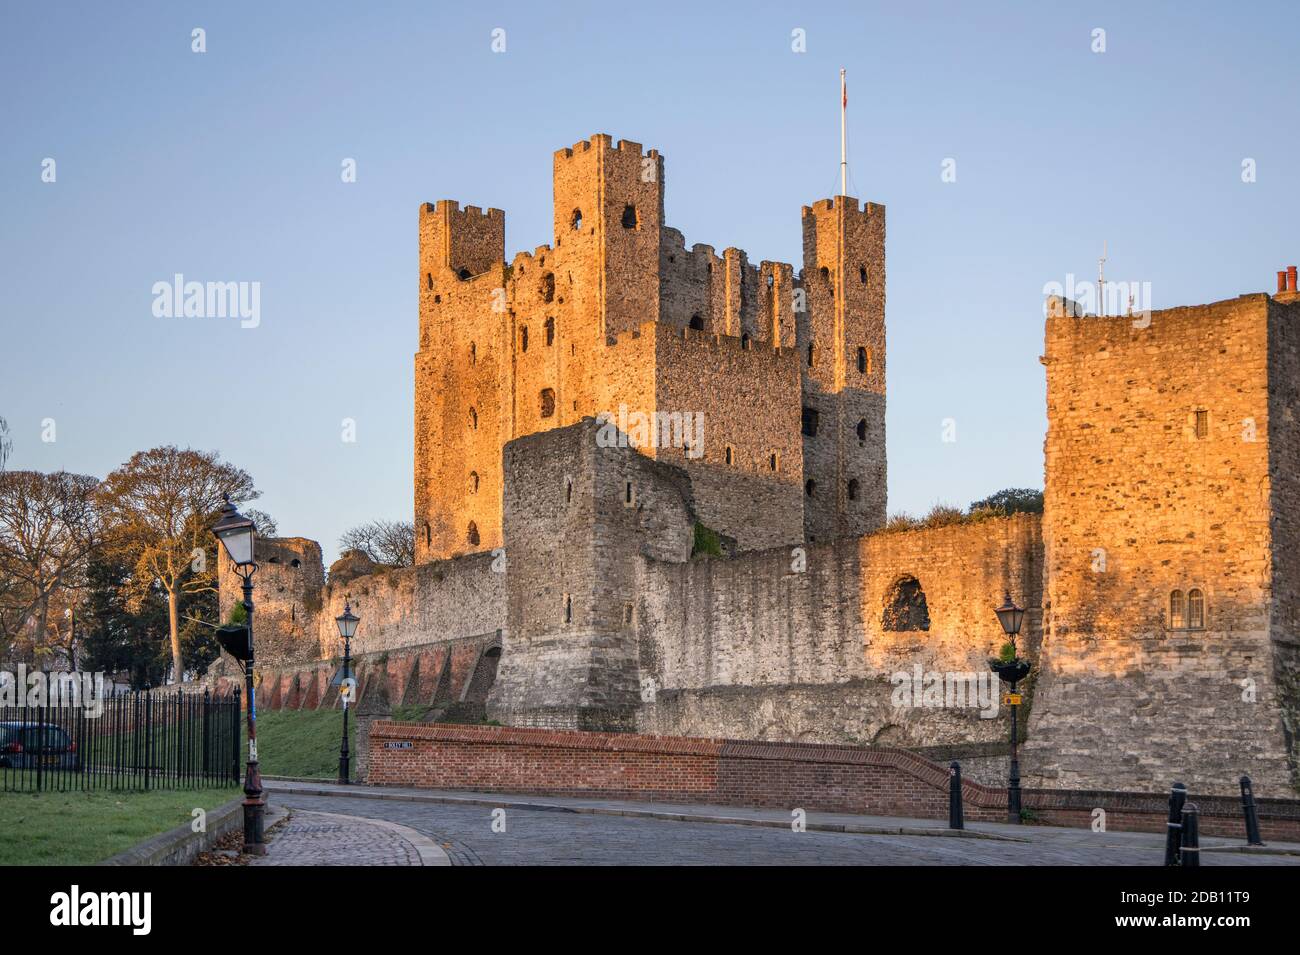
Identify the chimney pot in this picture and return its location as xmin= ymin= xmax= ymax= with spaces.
xmin=1279 ymin=270 xmax=1288 ymax=294
xmin=1289 ymin=266 xmax=1298 ymax=293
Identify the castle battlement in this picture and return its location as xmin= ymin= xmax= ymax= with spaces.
xmin=554 ymin=133 xmax=661 ymax=162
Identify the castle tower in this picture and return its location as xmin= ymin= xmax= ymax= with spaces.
xmin=1025 ymin=286 xmax=1299 ymax=794
xmin=414 ymin=200 xmax=507 ymax=562
xmin=552 ymin=135 xmax=664 ymax=341
xmin=799 ymin=197 xmax=887 ymax=542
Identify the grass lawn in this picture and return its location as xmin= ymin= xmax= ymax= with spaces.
xmin=0 ymin=786 xmax=241 ymax=865
xmin=245 ymin=707 xmax=357 ymax=779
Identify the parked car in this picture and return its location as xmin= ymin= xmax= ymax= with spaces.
xmin=0 ymin=722 xmax=81 ymax=771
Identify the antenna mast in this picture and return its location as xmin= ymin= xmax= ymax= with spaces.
xmin=840 ymin=68 xmax=847 ymax=197
xmin=1098 ymin=240 xmax=1107 ymax=317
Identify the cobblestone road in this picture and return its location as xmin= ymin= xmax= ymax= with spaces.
xmin=266 ymin=792 xmax=1300 ymax=866
xmin=249 ymin=809 xmax=441 ymax=866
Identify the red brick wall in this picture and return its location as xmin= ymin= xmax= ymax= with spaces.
xmin=367 ymin=722 xmax=1300 ymax=840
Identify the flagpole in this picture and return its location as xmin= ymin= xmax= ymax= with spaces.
xmin=840 ymin=68 xmax=847 ymax=197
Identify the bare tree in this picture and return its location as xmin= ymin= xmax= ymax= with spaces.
xmin=0 ymin=470 xmax=101 ymax=666
xmin=98 ymin=447 xmax=256 ymax=683
xmin=338 ymin=519 xmax=415 ymax=568
xmin=0 ymin=416 xmax=11 ymax=472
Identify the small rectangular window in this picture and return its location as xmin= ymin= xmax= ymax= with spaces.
xmin=801 ymin=407 xmax=819 ymax=437
xmin=1194 ymin=410 xmax=1209 ymax=439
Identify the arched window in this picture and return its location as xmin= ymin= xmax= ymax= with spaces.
xmin=805 ymin=479 xmax=816 ymax=497
xmin=469 ymin=341 xmax=476 ymax=365
xmin=469 ymin=407 xmax=478 ymax=430
xmin=847 ymin=478 xmax=860 ymax=501
xmin=466 ymin=521 xmax=480 ymax=547
xmin=545 ymin=316 xmax=555 ymax=346
xmin=541 ymin=273 xmax=555 ymax=303
xmin=621 ymin=204 xmax=638 ymax=229
xmin=426 ymin=273 xmax=433 ymax=290
xmin=860 ymin=265 xmax=868 ymax=285
xmin=424 ymin=522 xmax=431 ymax=547
xmin=565 ymin=478 xmax=573 ymax=504
xmin=571 ymin=209 xmax=583 ymax=231
xmin=741 ymin=333 xmax=751 ymax=349
xmin=540 ymin=388 xmax=556 ymax=418
xmin=689 ymin=314 xmax=704 ymax=331
xmin=820 ymin=266 xmax=830 ymax=283
xmin=469 ymin=471 xmax=479 ymax=494
xmin=857 ymin=347 xmax=867 ymax=373
xmin=724 ymin=445 xmax=734 ymax=465
xmin=769 ymin=452 xmax=779 ymax=471
xmin=1187 ymin=589 xmax=1205 ymax=629
xmin=882 ymin=576 xmax=931 ymax=632
xmin=807 ymin=343 xmax=815 ymax=367
xmin=856 ymin=418 xmax=867 ymax=443
xmin=520 ymin=326 xmax=529 ymax=352
xmin=564 ymin=594 xmax=572 ymax=623
xmin=1169 ymin=590 xmax=1186 ymax=629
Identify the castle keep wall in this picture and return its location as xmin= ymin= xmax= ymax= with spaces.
xmin=414 ymin=134 xmax=887 ymax=563
xmin=652 ymin=323 xmax=805 ymax=551
xmin=1025 ymin=295 xmax=1294 ymax=794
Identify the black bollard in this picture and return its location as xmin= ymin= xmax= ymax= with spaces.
xmin=1180 ymin=802 xmax=1200 ymax=867
xmin=1163 ymin=781 xmax=1187 ymax=866
xmin=1239 ymin=775 xmax=1264 ymax=846
xmin=949 ymin=761 xmax=964 ymax=830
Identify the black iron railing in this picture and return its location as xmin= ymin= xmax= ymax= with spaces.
xmin=0 ymin=687 xmax=241 ymax=792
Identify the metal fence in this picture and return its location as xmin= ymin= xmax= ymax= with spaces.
xmin=0 ymin=688 xmax=241 ymax=792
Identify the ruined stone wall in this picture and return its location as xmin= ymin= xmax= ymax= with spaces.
xmin=636 ymin=515 xmax=1042 ymax=747
xmin=318 ymin=553 xmax=505 ymax=659
xmin=1026 ymin=295 xmax=1295 ymax=796
xmin=487 ymin=418 xmax=693 ymax=731
xmin=217 ymin=537 xmax=324 ymax=668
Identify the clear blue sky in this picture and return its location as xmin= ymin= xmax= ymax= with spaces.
xmin=3 ymin=1 xmax=1297 ymax=563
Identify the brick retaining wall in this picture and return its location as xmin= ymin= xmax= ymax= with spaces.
xmin=368 ymin=722 xmax=1300 ymax=840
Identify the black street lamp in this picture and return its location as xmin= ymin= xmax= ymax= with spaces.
xmin=992 ymin=591 xmax=1029 ymax=825
xmin=212 ymin=495 xmax=266 ymax=855
xmin=336 ymin=601 xmax=359 ymax=784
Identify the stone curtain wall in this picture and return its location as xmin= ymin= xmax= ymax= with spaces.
xmin=636 ymin=514 xmax=1042 ymax=748
xmin=217 ymin=538 xmax=324 ymax=668
xmin=1027 ymin=295 xmax=1295 ymax=796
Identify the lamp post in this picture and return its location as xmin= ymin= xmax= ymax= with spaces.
xmin=212 ymin=495 xmax=266 ymax=855
xmin=336 ymin=602 xmax=359 ymax=784
xmin=993 ymin=592 xmax=1027 ymax=825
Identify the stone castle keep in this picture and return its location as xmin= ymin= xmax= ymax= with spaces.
xmin=216 ymin=134 xmax=1300 ymax=798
